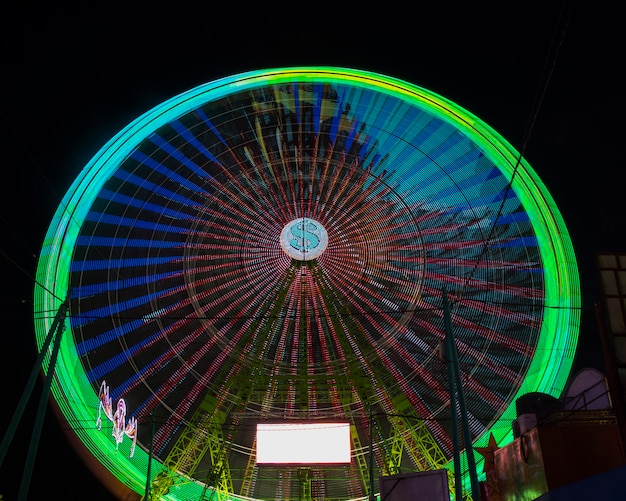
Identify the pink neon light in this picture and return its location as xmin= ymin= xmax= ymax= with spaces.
xmin=96 ymin=381 xmax=138 ymax=457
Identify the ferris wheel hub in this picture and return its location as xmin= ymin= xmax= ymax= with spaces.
xmin=280 ymin=217 xmax=328 ymax=261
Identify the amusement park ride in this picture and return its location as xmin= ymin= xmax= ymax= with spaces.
xmin=2 ymin=67 xmax=580 ymax=501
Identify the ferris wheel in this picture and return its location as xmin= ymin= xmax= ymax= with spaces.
xmin=33 ymin=67 xmax=580 ymax=501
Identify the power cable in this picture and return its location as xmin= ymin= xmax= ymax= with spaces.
xmin=464 ymin=0 xmax=575 ymax=290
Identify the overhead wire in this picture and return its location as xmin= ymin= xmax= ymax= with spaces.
xmin=464 ymin=0 xmax=575 ymax=290
xmin=0 ymin=107 xmax=71 ymax=304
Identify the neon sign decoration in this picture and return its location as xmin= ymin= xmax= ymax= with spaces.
xmin=96 ymin=380 xmax=138 ymax=457
xmin=280 ymin=217 xmax=328 ymax=261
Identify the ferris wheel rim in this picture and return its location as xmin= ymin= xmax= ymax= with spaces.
xmin=33 ymin=66 xmax=581 ymax=500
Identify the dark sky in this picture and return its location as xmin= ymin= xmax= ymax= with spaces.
xmin=1 ymin=3 xmax=624 ymax=500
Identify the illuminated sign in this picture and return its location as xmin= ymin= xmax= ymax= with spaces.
xmin=96 ymin=380 xmax=138 ymax=457
xmin=280 ymin=217 xmax=328 ymax=261
xmin=256 ymin=422 xmax=351 ymax=464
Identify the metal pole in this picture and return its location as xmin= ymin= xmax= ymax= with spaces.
xmin=369 ymin=408 xmax=376 ymax=501
xmin=18 ymin=300 xmax=69 ymax=501
xmin=0 ymin=300 xmax=68 ymax=468
xmin=443 ymin=290 xmax=481 ymax=501
xmin=144 ymin=412 xmax=156 ymax=501
xmin=444 ymin=301 xmax=463 ymax=501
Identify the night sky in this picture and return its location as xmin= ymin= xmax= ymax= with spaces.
xmin=1 ymin=3 xmax=624 ymax=500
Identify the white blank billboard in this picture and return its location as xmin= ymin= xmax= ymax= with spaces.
xmin=256 ymin=422 xmax=351 ymax=464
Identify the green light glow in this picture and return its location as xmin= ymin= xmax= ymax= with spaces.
xmin=34 ymin=67 xmax=580 ymax=499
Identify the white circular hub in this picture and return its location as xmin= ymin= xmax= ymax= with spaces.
xmin=280 ymin=217 xmax=328 ymax=261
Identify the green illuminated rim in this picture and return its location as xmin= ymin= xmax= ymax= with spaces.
xmin=34 ymin=66 xmax=580 ymax=499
